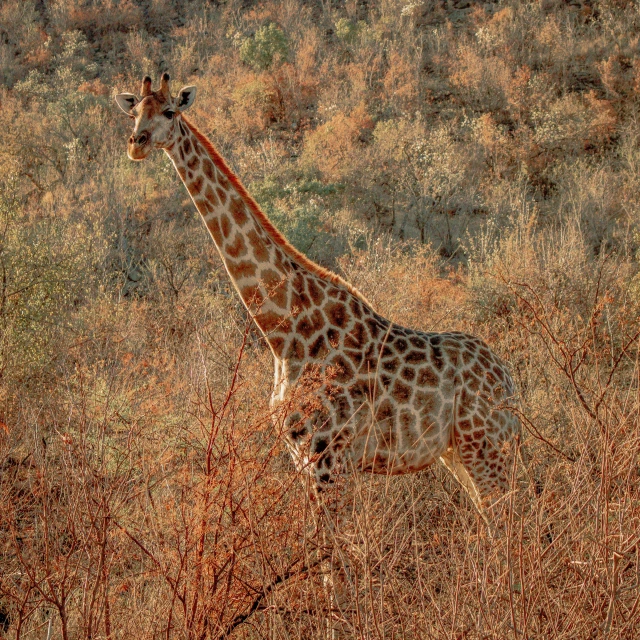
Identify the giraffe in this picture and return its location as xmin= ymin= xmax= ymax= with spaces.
xmin=115 ymin=74 xmax=521 ymax=519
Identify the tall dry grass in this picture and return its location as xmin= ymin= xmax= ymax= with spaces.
xmin=3 ymin=213 xmax=639 ymax=638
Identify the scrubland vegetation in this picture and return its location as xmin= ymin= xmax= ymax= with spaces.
xmin=1 ymin=0 xmax=640 ymax=637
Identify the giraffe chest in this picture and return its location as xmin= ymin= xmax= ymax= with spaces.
xmin=271 ymin=351 xmax=452 ymax=477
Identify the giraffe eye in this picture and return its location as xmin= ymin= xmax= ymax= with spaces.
xmin=164 ymin=110 xmax=175 ymax=120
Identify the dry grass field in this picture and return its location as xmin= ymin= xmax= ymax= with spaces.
xmin=1 ymin=0 xmax=640 ymax=637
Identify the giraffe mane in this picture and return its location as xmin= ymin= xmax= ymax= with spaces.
xmin=182 ymin=115 xmax=373 ymax=308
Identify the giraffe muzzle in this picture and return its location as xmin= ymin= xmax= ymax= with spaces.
xmin=130 ymin=131 xmax=149 ymax=146
xmin=128 ymin=131 xmax=151 ymax=160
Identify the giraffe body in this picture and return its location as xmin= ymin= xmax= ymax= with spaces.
xmin=116 ymin=76 xmax=520 ymax=515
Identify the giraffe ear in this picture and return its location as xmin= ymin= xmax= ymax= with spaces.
xmin=115 ymin=93 xmax=139 ymax=115
xmin=176 ymin=86 xmax=196 ymax=111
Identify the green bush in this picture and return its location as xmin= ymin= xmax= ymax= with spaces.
xmin=250 ymin=177 xmax=342 ymax=259
xmin=0 ymin=178 xmax=99 ymax=384
xmin=239 ymin=23 xmax=289 ymax=71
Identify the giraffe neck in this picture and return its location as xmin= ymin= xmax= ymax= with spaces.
xmin=165 ymin=116 xmax=311 ymax=357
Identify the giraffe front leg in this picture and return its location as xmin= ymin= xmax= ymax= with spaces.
xmin=302 ymin=423 xmax=357 ymax=639
xmin=312 ymin=460 xmax=355 ymax=640
xmin=285 ymin=404 xmax=357 ymax=637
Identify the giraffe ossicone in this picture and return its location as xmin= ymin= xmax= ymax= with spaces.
xmin=115 ymin=74 xmax=521 ymax=518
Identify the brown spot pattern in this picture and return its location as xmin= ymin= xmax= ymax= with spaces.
xmin=230 ymin=197 xmax=248 ymax=225
xmin=226 ymin=233 xmax=247 ymax=258
xmin=247 ymin=229 xmax=269 ymax=262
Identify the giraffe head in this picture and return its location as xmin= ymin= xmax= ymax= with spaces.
xmin=115 ymin=73 xmax=196 ymax=160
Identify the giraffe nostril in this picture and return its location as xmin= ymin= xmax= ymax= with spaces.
xmin=137 ymin=132 xmax=148 ymax=145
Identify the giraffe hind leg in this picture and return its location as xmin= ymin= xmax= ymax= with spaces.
xmin=452 ymin=411 xmax=521 ymax=520
xmin=439 ymin=448 xmax=488 ymax=523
